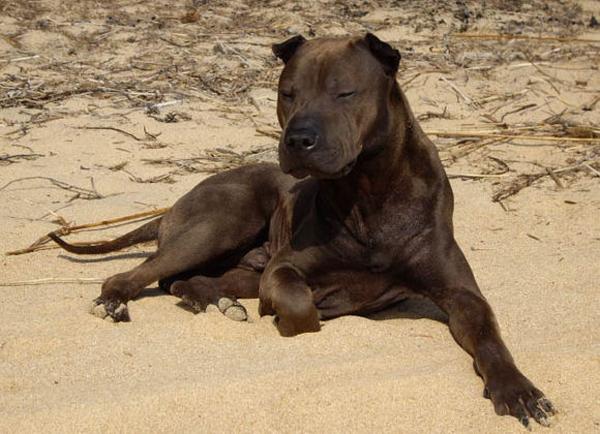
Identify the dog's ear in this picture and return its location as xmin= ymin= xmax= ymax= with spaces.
xmin=364 ymin=33 xmax=401 ymax=76
xmin=272 ymin=35 xmax=306 ymax=64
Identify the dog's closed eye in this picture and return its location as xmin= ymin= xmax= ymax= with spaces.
xmin=337 ymin=91 xmax=356 ymax=99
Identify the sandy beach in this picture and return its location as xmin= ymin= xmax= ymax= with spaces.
xmin=1 ymin=1 xmax=599 ymax=432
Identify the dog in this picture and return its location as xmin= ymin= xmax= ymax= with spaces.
xmin=50 ymin=33 xmax=555 ymax=427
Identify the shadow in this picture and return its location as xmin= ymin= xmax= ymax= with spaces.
xmin=59 ymin=252 xmax=153 ymax=263
xmin=367 ymin=297 xmax=448 ymax=324
xmin=132 ymin=286 xmax=167 ymax=300
xmin=175 ymin=301 xmax=200 ymax=314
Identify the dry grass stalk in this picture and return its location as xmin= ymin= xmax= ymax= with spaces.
xmin=0 ymin=277 xmax=104 ymax=287
xmin=78 ymin=126 xmax=144 ymax=141
xmin=492 ymin=158 xmax=600 ymax=202
xmin=5 ymin=207 xmax=169 ymax=256
xmin=426 ymin=130 xmax=600 ymax=143
xmin=0 ymin=176 xmax=103 ymax=200
xmin=453 ymin=33 xmax=600 ymax=44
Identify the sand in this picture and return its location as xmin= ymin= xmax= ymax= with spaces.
xmin=1 ymin=1 xmax=599 ymax=432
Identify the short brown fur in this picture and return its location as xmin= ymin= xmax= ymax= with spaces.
xmin=51 ymin=34 xmax=555 ymax=428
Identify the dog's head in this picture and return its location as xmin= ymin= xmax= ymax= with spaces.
xmin=273 ymin=33 xmax=401 ymax=179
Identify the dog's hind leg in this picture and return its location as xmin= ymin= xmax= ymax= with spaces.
xmin=92 ymin=184 xmax=272 ymax=322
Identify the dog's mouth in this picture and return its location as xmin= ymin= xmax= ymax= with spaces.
xmin=287 ymin=159 xmax=357 ymax=179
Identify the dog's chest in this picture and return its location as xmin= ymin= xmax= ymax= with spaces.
xmin=341 ymin=198 xmax=432 ymax=272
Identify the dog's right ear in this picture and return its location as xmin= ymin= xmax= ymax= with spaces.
xmin=272 ymin=35 xmax=306 ymax=64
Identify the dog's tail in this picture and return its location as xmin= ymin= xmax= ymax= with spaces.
xmin=48 ymin=217 xmax=162 ymax=255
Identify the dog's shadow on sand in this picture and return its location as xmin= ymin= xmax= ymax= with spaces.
xmin=367 ymin=298 xmax=448 ymax=324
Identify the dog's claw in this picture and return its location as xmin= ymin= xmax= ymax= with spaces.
xmin=528 ymin=398 xmax=554 ymax=427
xmin=487 ymin=371 xmax=556 ymax=429
xmin=538 ymin=397 xmax=557 ymax=415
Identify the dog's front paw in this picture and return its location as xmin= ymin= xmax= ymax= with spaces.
xmin=91 ymin=297 xmax=130 ymax=322
xmin=485 ymin=369 xmax=556 ymax=429
xmin=217 ymin=297 xmax=248 ymax=321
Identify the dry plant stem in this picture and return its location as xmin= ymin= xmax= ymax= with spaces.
xmin=425 ymin=130 xmax=600 ymax=143
xmin=4 ymin=207 xmax=169 ymax=256
xmin=255 ymin=127 xmax=280 ymax=140
xmin=0 ymin=153 xmax=44 ymax=162
xmin=123 ymin=169 xmax=174 ymax=184
xmin=447 ymin=172 xmax=509 ymax=179
xmin=546 ymin=168 xmax=564 ymax=188
xmin=439 ymin=76 xmax=475 ymax=106
xmin=584 ymin=163 xmax=600 ymax=177
xmin=65 ymin=207 xmax=169 ymax=232
xmin=500 ymin=104 xmax=537 ymax=122
xmin=0 ymin=177 xmax=102 ymax=199
xmin=493 ymin=158 xmax=600 ymax=202
xmin=528 ymin=60 xmax=562 ymax=94
xmin=582 ymin=95 xmax=600 ymax=111
xmin=0 ymin=277 xmax=104 ymax=287
xmin=453 ymin=33 xmax=600 ymax=44
xmin=77 ymin=126 xmax=143 ymax=141
xmin=2 ymin=54 xmax=40 ymax=63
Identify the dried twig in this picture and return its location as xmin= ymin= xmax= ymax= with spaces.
xmin=492 ymin=158 xmax=600 ymax=202
xmin=447 ymin=172 xmax=509 ymax=179
xmin=439 ymin=76 xmax=476 ymax=106
xmin=2 ymin=54 xmax=40 ymax=63
xmin=0 ymin=177 xmax=102 ymax=200
xmin=584 ymin=163 xmax=600 ymax=177
xmin=5 ymin=207 xmax=169 ymax=256
xmin=528 ymin=60 xmax=562 ymax=94
xmin=77 ymin=126 xmax=143 ymax=141
xmin=426 ymin=130 xmax=600 ymax=143
xmin=499 ymin=104 xmax=537 ymax=122
xmin=255 ymin=127 xmax=280 ymax=140
xmin=0 ymin=277 xmax=104 ymax=287
xmin=123 ymin=169 xmax=174 ymax=184
xmin=580 ymin=95 xmax=600 ymax=112
xmin=453 ymin=33 xmax=600 ymax=44
xmin=0 ymin=153 xmax=44 ymax=164
xmin=546 ymin=168 xmax=564 ymax=188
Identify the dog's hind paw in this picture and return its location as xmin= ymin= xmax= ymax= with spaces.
xmin=90 ymin=298 xmax=131 ymax=322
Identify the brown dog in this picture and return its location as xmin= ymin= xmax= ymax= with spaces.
xmin=50 ymin=33 xmax=555 ymax=427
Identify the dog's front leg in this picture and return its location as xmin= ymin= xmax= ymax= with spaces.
xmin=259 ymin=266 xmax=320 ymax=337
xmin=414 ymin=241 xmax=556 ymax=428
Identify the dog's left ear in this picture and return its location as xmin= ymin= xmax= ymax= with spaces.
xmin=272 ymin=35 xmax=306 ymax=64
xmin=364 ymin=33 xmax=401 ymax=76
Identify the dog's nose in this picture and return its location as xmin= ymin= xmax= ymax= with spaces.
xmin=285 ymin=128 xmax=318 ymax=151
